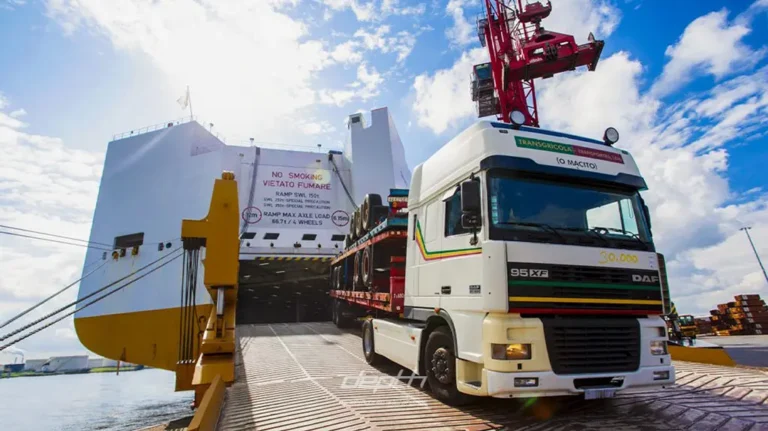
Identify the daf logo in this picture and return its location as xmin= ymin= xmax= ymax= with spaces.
xmin=632 ymin=274 xmax=659 ymax=283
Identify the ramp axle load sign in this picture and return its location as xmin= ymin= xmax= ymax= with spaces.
xmin=246 ymin=165 xmax=348 ymax=228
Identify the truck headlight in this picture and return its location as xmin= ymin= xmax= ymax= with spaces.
xmin=650 ymin=340 xmax=667 ymax=355
xmin=491 ymin=343 xmax=531 ymax=360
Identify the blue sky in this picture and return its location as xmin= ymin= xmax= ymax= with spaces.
xmin=0 ymin=0 xmax=767 ymax=359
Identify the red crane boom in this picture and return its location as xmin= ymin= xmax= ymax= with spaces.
xmin=471 ymin=0 xmax=605 ymax=127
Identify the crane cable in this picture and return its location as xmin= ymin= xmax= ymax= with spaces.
xmin=0 ymin=231 xmax=113 ymax=251
xmin=329 ymin=154 xmax=356 ymax=208
xmin=0 ymin=224 xmax=115 ymax=248
xmin=0 ymin=252 xmax=182 ymax=352
xmin=0 ymin=248 xmax=182 ymax=344
xmin=0 ymin=259 xmax=108 ymax=330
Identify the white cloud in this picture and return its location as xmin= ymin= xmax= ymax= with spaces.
xmin=381 ymin=0 xmax=426 ymax=17
xmin=297 ymin=120 xmax=336 ymax=135
xmin=542 ymin=0 xmax=621 ymax=40
xmin=322 ymin=0 xmax=425 ymax=21
xmin=412 ymin=47 xmax=488 ymax=134
xmin=338 ymin=26 xmax=419 ymax=64
xmin=0 ymin=98 xmax=104 ymax=359
xmin=1 ymin=0 xmax=26 ymax=11
xmin=445 ymin=0 xmax=475 ymax=47
xmin=651 ymin=8 xmax=765 ymax=97
xmin=45 ymin=0 xmax=338 ymax=142
xmin=318 ymin=62 xmax=383 ymax=106
xmin=9 ymin=108 xmax=26 ymax=118
xmin=321 ymin=0 xmax=377 ymax=21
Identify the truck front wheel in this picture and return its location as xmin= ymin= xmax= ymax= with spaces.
xmin=424 ymin=326 xmax=471 ymax=406
xmin=361 ymin=319 xmax=383 ymax=365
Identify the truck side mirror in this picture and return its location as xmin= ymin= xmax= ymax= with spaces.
xmin=643 ymin=203 xmax=652 ymax=231
xmin=460 ymin=180 xmax=481 ymax=214
xmin=461 ymin=180 xmax=482 ymax=232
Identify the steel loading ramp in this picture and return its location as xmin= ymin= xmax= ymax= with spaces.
xmin=236 ymin=258 xmax=333 ymax=324
xmin=218 ymin=322 xmax=768 ymax=431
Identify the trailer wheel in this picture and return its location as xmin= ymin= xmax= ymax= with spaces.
xmin=330 ymin=266 xmax=336 ymax=290
xmin=350 ymin=210 xmax=359 ymax=240
xmin=361 ymin=194 xmax=383 ymax=231
xmin=353 ymin=250 xmax=362 ymax=290
xmin=331 ymin=299 xmax=339 ymax=326
xmin=361 ymin=246 xmax=374 ymax=290
xmin=361 ymin=319 xmax=383 ymax=365
xmin=334 ymin=300 xmax=350 ymax=328
xmin=424 ymin=326 xmax=471 ymax=406
xmin=354 ymin=207 xmax=364 ymax=238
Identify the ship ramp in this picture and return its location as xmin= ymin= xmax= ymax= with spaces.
xmin=213 ymin=322 xmax=768 ymax=431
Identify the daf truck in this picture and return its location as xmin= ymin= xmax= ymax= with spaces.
xmin=329 ymin=120 xmax=674 ymax=405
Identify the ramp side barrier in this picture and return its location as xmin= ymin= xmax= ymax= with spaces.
xmin=188 ymin=374 xmax=225 ymax=431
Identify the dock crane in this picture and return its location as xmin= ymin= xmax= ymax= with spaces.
xmin=471 ymin=0 xmax=605 ymax=126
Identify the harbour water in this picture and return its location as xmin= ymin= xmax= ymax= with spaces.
xmin=0 ymin=368 xmax=191 ymax=431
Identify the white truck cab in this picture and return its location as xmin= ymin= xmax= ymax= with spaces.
xmin=363 ymin=121 xmax=673 ymax=404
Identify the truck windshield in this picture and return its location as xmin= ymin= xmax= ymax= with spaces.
xmin=488 ymin=173 xmax=652 ymax=250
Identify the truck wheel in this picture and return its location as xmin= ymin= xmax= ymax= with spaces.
xmin=361 ymin=319 xmax=383 ymax=365
xmin=424 ymin=326 xmax=471 ymax=406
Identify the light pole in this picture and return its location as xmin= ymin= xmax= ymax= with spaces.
xmin=740 ymin=227 xmax=768 ymax=285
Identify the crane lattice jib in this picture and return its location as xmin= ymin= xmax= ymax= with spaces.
xmin=476 ymin=0 xmax=605 ymax=127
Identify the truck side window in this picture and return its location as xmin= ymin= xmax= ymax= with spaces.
xmin=444 ymin=188 xmax=468 ymax=237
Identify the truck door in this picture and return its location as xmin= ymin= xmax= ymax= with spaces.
xmin=439 ymin=186 xmax=483 ymax=311
xmin=412 ymin=199 xmax=442 ymax=308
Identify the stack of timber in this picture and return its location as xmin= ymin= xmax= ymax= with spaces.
xmin=694 ymin=317 xmax=713 ymax=335
xmin=709 ymin=294 xmax=768 ymax=335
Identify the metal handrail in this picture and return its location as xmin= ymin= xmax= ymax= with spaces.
xmin=111 ymin=117 xmax=344 ymax=154
xmin=111 ymin=116 xmax=197 ymax=141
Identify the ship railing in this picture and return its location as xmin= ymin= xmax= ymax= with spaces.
xmin=111 ymin=116 xmax=344 ymax=154
xmin=111 ymin=116 xmax=197 ymax=141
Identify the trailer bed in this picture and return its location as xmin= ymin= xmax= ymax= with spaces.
xmin=216 ymin=322 xmax=768 ymax=431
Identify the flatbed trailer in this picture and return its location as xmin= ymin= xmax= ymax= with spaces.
xmin=329 ymin=215 xmax=409 ymax=321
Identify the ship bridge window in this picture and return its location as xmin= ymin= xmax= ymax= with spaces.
xmin=263 ymin=233 xmax=280 ymax=240
xmin=302 ymin=234 xmax=317 ymax=241
xmin=240 ymin=232 xmax=256 ymax=240
xmin=114 ymin=232 xmax=144 ymax=249
xmin=331 ymin=234 xmax=346 ymax=242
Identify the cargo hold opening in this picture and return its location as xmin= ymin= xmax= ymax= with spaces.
xmin=236 ymin=258 xmax=332 ymax=324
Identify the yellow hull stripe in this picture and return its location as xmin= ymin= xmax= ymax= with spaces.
xmin=74 ymin=304 xmax=212 ymax=372
xmin=509 ymin=296 xmax=663 ymax=306
xmin=415 ymin=222 xmax=481 ymax=260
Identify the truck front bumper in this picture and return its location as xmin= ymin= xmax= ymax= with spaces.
xmin=484 ymin=365 xmax=675 ymax=398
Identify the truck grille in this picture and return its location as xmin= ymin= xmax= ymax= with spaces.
xmin=508 ymin=262 xmax=663 ymax=314
xmin=542 ymin=317 xmax=640 ymax=375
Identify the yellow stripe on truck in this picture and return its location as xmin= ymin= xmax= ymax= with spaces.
xmin=509 ymin=296 xmax=663 ymax=306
